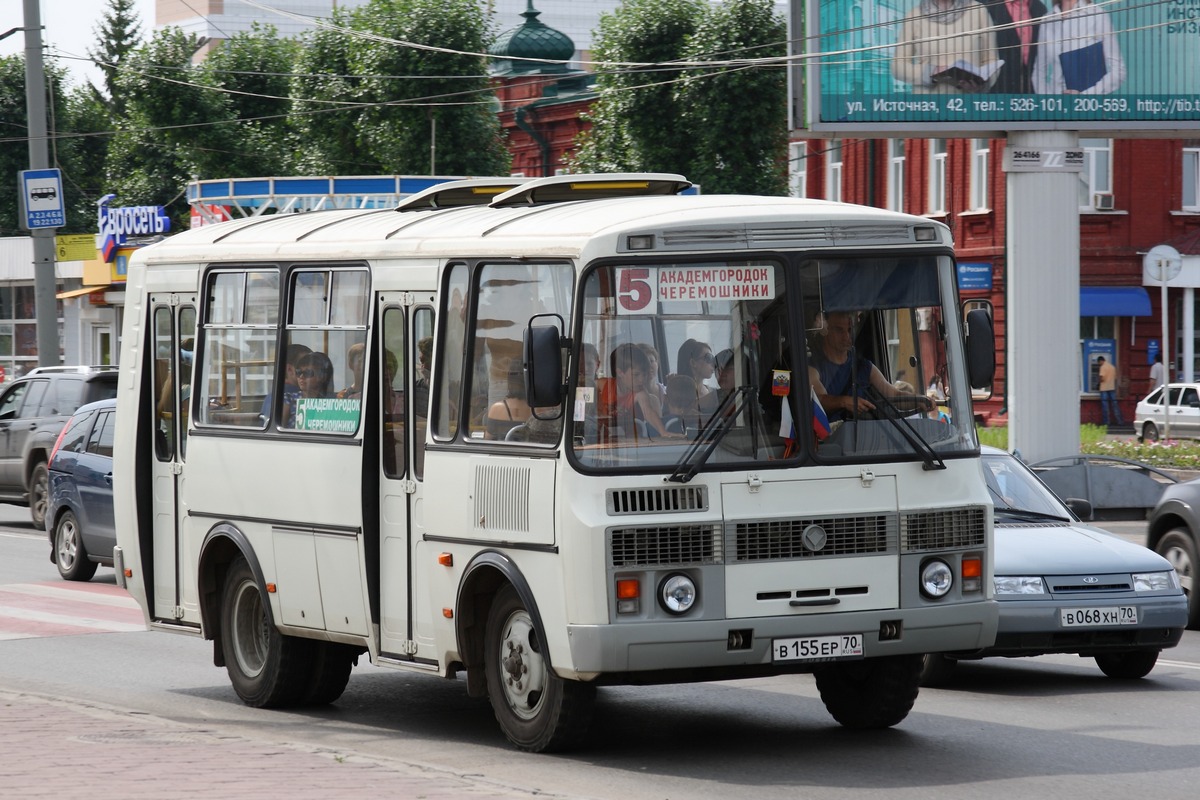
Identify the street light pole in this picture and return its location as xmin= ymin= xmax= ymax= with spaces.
xmin=21 ymin=0 xmax=61 ymax=368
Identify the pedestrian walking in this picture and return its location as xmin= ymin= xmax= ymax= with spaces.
xmin=1097 ymin=355 xmax=1123 ymax=426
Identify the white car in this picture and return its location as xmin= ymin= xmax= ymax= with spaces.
xmin=1134 ymin=382 xmax=1200 ymax=442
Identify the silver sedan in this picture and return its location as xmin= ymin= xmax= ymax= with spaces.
xmin=923 ymin=447 xmax=1188 ymax=685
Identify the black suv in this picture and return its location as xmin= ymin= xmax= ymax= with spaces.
xmin=0 ymin=366 xmax=118 ymax=528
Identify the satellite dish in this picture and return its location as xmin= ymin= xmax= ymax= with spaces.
xmin=1143 ymin=244 xmax=1182 ymax=284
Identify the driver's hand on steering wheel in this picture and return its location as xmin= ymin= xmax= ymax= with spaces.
xmin=839 ymin=394 xmax=875 ymax=415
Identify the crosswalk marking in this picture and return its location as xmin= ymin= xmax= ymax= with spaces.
xmin=0 ymin=581 xmax=145 ymax=641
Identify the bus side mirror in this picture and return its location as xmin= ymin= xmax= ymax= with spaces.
xmin=965 ymin=307 xmax=995 ymax=391
xmin=524 ymin=317 xmax=565 ymax=408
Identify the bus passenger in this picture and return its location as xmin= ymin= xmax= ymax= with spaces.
xmin=663 ymin=374 xmax=702 ymax=435
xmin=637 ymin=343 xmax=667 ymax=408
xmin=675 ymin=338 xmax=716 ymax=404
xmin=283 ymin=351 xmax=334 ymax=428
xmin=602 ymin=343 xmax=674 ymax=438
xmin=414 ymin=336 xmax=433 ymax=418
xmin=337 ymin=342 xmax=366 ymax=400
xmin=262 ymin=343 xmax=312 ymax=424
xmin=485 ymin=365 xmax=532 ymax=440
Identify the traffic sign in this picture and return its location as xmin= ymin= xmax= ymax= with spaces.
xmin=19 ymin=168 xmax=66 ymax=229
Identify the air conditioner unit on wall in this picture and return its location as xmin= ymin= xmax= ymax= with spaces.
xmin=1092 ymin=192 xmax=1115 ymax=211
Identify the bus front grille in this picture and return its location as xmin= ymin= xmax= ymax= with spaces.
xmin=901 ymin=507 xmax=987 ymax=552
xmin=729 ymin=515 xmax=897 ymax=562
xmin=609 ymin=524 xmax=723 ymax=567
xmin=607 ymin=486 xmax=709 ymax=515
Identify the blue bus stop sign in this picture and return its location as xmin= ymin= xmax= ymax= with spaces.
xmin=19 ymin=168 xmax=66 ymax=229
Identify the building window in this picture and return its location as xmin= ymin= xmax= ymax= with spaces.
xmin=789 ymin=141 xmax=808 ymax=198
xmin=928 ymin=139 xmax=947 ymax=215
xmin=1184 ymin=142 xmax=1200 ymax=211
xmin=824 ymin=139 xmax=843 ymax=203
xmin=969 ymin=138 xmax=989 ymax=211
xmin=887 ymin=139 xmax=905 ymax=212
xmin=1079 ymin=138 xmax=1113 ymax=210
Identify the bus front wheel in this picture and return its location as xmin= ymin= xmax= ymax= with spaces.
xmin=814 ymin=654 xmax=922 ymax=729
xmin=220 ymin=555 xmax=313 ymax=708
xmin=483 ymin=584 xmax=595 ymax=752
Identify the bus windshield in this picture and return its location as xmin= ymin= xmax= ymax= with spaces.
xmin=570 ymin=255 xmax=978 ymax=472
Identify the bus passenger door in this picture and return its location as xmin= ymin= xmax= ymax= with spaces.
xmin=148 ymin=296 xmax=197 ymax=622
xmin=377 ymin=299 xmax=435 ymax=661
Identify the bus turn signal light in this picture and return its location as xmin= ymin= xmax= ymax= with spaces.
xmin=438 ymin=553 xmax=453 ymax=567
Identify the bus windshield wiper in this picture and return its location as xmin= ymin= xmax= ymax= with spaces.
xmin=866 ymin=390 xmax=946 ymax=471
xmin=666 ymin=386 xmax=751 ymax=483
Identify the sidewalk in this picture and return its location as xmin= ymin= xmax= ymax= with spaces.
xmin=0 ymin=689 xmax=553 ymax=799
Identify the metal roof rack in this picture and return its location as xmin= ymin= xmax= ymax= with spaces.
xmin=488 ymin=173 xmax=693 ymax=208
xmin=394 ymin=178 xmax=528 ymax=212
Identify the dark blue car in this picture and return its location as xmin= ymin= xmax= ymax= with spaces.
xmin=46 ymin=398 xmax=116 ymax=581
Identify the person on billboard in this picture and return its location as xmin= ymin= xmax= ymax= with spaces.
xmin=892 ymin=0 xmax=1002 ymax=94
xmin=985 ymin=0 xmax=1047 ymax=93
xmin=1032 ymin=0 xmax=1126 ymax=94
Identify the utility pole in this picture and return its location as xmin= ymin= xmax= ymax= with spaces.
xmin=22 ymin=0 xmax=61 ymax=367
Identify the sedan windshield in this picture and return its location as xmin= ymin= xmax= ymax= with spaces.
xmin=982 ymin=452 xmax=1072 ymax=519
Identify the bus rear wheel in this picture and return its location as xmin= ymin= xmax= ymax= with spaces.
xmin=814 ymin=654 xmax=923 ymax=729
xmin=484 ymin=584 xmax=595 ymax=752
xmin=221 ymin=555 xmax=313 ymax=708
xmin=301 ymin=642 xmax=357 ymax=705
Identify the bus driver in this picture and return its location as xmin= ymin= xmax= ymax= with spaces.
xmin=809 ymin=311 xmax=934 ymax=420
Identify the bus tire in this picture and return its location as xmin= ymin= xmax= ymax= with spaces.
xmin=918 ymin=653 xmax=958 ymax=687
xmin=814 ymin=654 xmax=922 ymax=729
xmin=220 ymin=555 xmax=313 ymax=708
xmin=301 ymin=642 xmax=357 ymax=706
xmin=484 ymin=584 xmax=595 ymax=752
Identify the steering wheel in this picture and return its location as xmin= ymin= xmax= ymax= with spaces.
xmin=859 ymin=388 xmax=926 ymax=420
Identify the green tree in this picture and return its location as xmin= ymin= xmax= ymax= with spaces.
xmin=344 ymin=0 xmax=508 ymax=175
xmin=570 ymin=0 xmax=705 ymax=175
xmin=105 ymin=27 xmax=234 ymax=225
xmin=289 ymin=6 xmax=379 ymax=174
xmin=572 ymin=0 xmax=788 ymax=195
xmin=679 ymin=0 xmax=788 ymax=195
xmin=58 ymin=84 xmax=112 ymax=231
xmin=199 ymin=24 xmax=299 ymax=176
xmin=88 ymin=0 xmax=144 ymax=117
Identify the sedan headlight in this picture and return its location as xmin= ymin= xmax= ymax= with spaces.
xmin=994 ymin=576 xmax=1046 ymax=595
xmin=1132 ymin=571 xmax=1180 ymax=592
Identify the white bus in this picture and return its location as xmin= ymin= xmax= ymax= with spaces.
xmin=113 ymin=173 xmax=998 ymax=752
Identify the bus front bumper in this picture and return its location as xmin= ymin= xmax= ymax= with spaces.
xmin=564 ymin=600 xmax=998 ymax=677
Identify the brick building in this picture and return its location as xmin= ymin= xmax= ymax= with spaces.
xmin=787 ymin=136 xmax=1200 ymax=428
xmin=489 ymin=3 xmax=596 ymax=178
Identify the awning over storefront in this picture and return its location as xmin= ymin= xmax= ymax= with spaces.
xmin=56 ymin=285 xmax=109 ymax=299
xmin=1080 ymin=286 xmax=1151 ymax=317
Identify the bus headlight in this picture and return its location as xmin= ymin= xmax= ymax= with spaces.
xmin=920 ymin=559 xmax=954 ymax=598
xmin=659 ymin=573 xmax=697 ymax=615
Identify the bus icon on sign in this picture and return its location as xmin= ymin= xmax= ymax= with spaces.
xmin=30 ymin=186 xmax=57 ymax=202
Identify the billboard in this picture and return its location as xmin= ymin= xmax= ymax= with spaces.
xmin=803 ymin=0 xmax=1200 ymax=133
